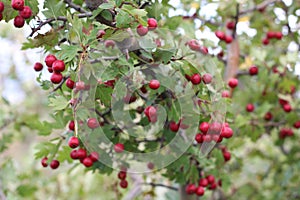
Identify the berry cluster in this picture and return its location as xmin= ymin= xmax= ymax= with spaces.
xmin=11 ymin=0 xmax=33 ymax=28
xmin=117 ymin=170 xmax=128 ymax=189
xmin=185 ymin=174 xmax=222 ymax=196
xmin=136 ymin=18 xmax=158 ymax=36
xmin=262 ymin=31 xmax=283 ymax=45
xmin=185 ymin=73 xmax=212 ymax=85
xmin=41 ymin=157 xmax=60 ymax=170
xmin=215 ymin=31 xmax=233 ymax=44
xmin=186 ymin=39 xmax=209 ymax=54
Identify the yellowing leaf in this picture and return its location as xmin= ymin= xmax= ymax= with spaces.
xmin=191 ymin=2 xmax=200 ymax=9
xmin=240 ymin=56 xmax=252 ymax=69
xmin=239 ymin=16 xmax=249 ymax=22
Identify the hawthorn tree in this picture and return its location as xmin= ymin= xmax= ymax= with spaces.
xmin=0 ymin=0 xmax=300 ymax=199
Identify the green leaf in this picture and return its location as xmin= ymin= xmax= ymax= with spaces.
xmin=99 ymin=2 xmax=115 ymax=9
xmin=153 ymin=48 xmax=176 ymax=64
xmin=116 ymin=10 xmax=132 ymax=28
xmin=17 ymin=185 xmax=37 ymax=197
xmin=49 ymin=96 xmax=69 ymax=111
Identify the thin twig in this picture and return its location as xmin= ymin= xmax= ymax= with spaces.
xmin=63 ymin=0 xmax=88 ymax=13
xmin=144 ymin=182 xmax=178 ymax=191
xmin=239 ymin=0 xmax=279 ymax=15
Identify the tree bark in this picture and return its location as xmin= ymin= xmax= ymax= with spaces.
xmin=224 ymin=38 xmax=240 ymax=82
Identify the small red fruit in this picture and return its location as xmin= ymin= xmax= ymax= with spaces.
xmin=104 ymin=40 xmax=115 ymax=48
xmin=50 ymin=160 xmax=60 ymax=169
xmin=147 ymin=162 xmax=155 ymax=170
xmin=34 ymin=62 xmax=43 ymax=71
xmin=222 ymin=90 xmax=230 ymax=98
xmin=120 ymin=180 xmax=128 ymax=188
xmin=226 ymin=21 xmax=235 ymax=30
xmin=50 ymin=72 xmax=63 ymax=84
xmin=149 ymin=79 xmax=160 ymax=90
xmin=97 ymin=30 xmax=105 ymax=39
xmin=202 ymin=73 xmax=212 ymax=84
xmin=190 ymin=74 xmax=201 ymax=85
xmin=262 ymin=38 xmax=269 ymax=45
xmin=199 ymin=178 xmax=208 ymax=187
xmin=89 ymin=152 xmax=99 ymax=162
xmin=223 ymin=151 xmax=231 ymax=162
xmin=68 ymin=136 xmax=80 ymax=148
xmin=75 ymin=81 xmax=85 ymax=90
xmin=14 ymin=16 xmax=25 ymax=28
xmin=215 ymin=31 xmax=226 ymax=40
xmin=249 ymin=66 xmax=258 ymax=75
xmin=199 ymin=122 xmax=210 ymax=134
xmin=266 ymin=31 xmax=276 ymax=39
xmin=82 ymin=157 xmax=93 ymax=167
xmin=77 ymin=148 xmax=87 ymax=159
xmin=66 ymin=78 xmax=75 ymax=89
xmin=283 ymin=103 xmax=292 ymax=112
xmin=114 ymin=143 xmax=124 ymax=153
xmin=68 ymin=120 xmax=75 ymax=131
xmin=195 ymin=186 xmax=205 ymax=196
xmin=185 ymin=184 xmax=197 ymax=195
xmin=144 ymin=106 xmax=157 ymax=123
xmin=264 ymin=112 xmax=273 ymax=121
xmin=52 ymin=60 xmax=65 ymax=72
xmin=41 ymin=157 xmax=48 ymax=167
xmin=206 ymin=175 xmax=215 ymax=184
xmin=45 ymin=54 xmax=57 ymax=67
xmin=0 ymin=2 xmax=4 ymax=12
xmin=221 ymin=127 xmax=233 ymax=138
xmin=246 ymin=103 xmax=255 ymax=112
xmin=19 ymin=6 xmax=32 ymax=19
xmin=274 ymin=32 xmax=283 ymax=40
xmin=209 ymin=182 xmax=217 ymax=190
xmin=224 ymin=35 xmax=233 ymax=44
xmin=147 ymin=18 xmax=157 ymax=30
xmin=118 ymin=171 xmax=127 ymax=180
xmin=169 ymin=121 xmax=179 ymax=132
xmin=70 ymin=149 xmax=78 ymax=159
xmin=87 ymin=118 xmax=99 ymax=129
xmin=187 ymin=39 xmax=201 ymax=51
xmin=203 ymin=134 xmax=212 ymax=142
xmin=228 ymin=78 xmax=238 ymax=88
xmin=195 ymin=133 xmax=203 ymax=143
xmin=11 ymin=0 xmax=24 ymax=11
xmin=293 ymin=121 xmax=300 ymax=129
xmin=136 ymin=24 xmax=148 ymax=36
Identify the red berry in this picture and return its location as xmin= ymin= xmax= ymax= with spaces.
xmin=206 ymin=175 xmax=215 ymax=184
xmin=195 ymin=133 xmax=203 ymax=143
xmin=41 ymin=157 xmax=48 ymax=167
xmin=66 ymin=78 xmax=75 ymax=89
xmin=13 ymin=16 xmax=25 ymax=28
xmin=279 ymin=98 xmax=288 ymax=106
xmin=274 ymin=32 xmax=283 ymax=40
xmin=11 ymin=0 xmax=24 ymax=11
xmin=200 ymin=46 xmax=208 ymax=54
xmin=45 ymin=54 xmax=57 ymax=67
xmin=264 ymin=112 xmax=273 ymax=121
xmin=147 ymin=162 xmax=154 ymax=169
xmin=147 ymin=18 xmax=157 ymax=30
xmin=199 ymin=122 xmax=209 ymax=134
xmin=190 ymin=74 xmax=201 ymax=85
xmin=185 ymin=184 xmax=197 ymax=195
xmin=82 ymin=157 xmax=93 ymax=167
xmin=0 ymin=2 xmax=4 ymax=12
xmin=136 ymin=24 xmax=148 ymax=36
xmin=203 ymin=134 xmax=212 ymax=142
xmin=70 ymin=149 xmax=78 ymax=159
xmin=221 ymin=127 xmax=233 ymax=138
xmin=87 ymin=118 xmax=99 ymax=129
xmin=75 ymin=81 xmax=85 ymax=90
xmin=120 ymin=180 xmax=128 ymax=189
xmin=226 ymin=21 xmax=235 ymax=29
xmin=223 ymin=151 xmax=231 ymax=162
xmin=293 ymin=121 xmax=300 ymax=129
xmin=77 ymin=148 xmax=87 ymax=159
xmin=48 ymin=67 xmax=53 ymax=73
xmin=246 ymin=103 xmax=255 ymax=112
xmin=69 ymin=120 xmax=75 ymax=131
xmin=209 ymin=182 xmax=217 ymax=190
xmin=118 ymin=171 xmax=127 ymax=180
xmin=97 ymin=30 xmax=105 ymax=39
xmin=215 ymin=31 xmax=226 ymax=40
xmin=149 ymin=79 xmax=160 ymax=90
xmin=50 ymin=72 xmax=63 ymax=84
xmin=195 ymin=186 xmax=205 ymax=196
xmin=52 ymin=60 xmax=65 ymax=72
xmin=169 ymin=121 xmax=179 ymax=132
xmin=89 ymin=152 xmax=99 ymax=162
xmin=144 ymin=106 xmax=157 ymax=123
xmin=187 ymin=39 xmax=201 ymax=51
xmin=224 ymin=35 xmax=233 ymax=44
xmin=202 ymin=73 xmax=212 ymax=84
xmin=249 ymin=66 xmax=258 ymax=75
xmin=228 ymin=78 xmax=238 ymax=88
xmin=34 ymin=62 xmax=43 ymax=72
xmin=283 ymin=103 xmax=292 ymax=112
xmin=217 ymin=50 xmax=224 ymax=58
xmin=222 ymin=90 xmax=230 ymax=98
xmin=50 ymin=160 xmax=60 ymax=169
xmin=199 ymin=178 xmax=208 ymax=187
xmin=68 ymin=136 xmax=79 ymax=148
xmin=262 ymin=38 xmax=269 ymax=45
xmin=104 ymin=40 xmax=115 ymax=48
xmin=266 ymin=31 xmax=276 ymax=39
xmin=114 ymin=143 xmax=124 ymax=153
xmin=19 ymin=6 xmax=32 ymax=19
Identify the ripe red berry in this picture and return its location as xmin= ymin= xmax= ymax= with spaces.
xmin=223 ymin=151 xmax=231 ymax=162
xmin=199 ymin=178 xmax=208 ymax=187
xmin=144 ymin=106 xmax=157 ymax=123
xmin=206 ymin=175 xmax=215 ymax=184
xmin=283 ymin=103 xmax=292 ymax=112
xmin=19 ymin=6 xmax=32 ymax=19
xmin=246 ymin=103 xmax=255 ymax=112
xmin=195 ymin=186 xmax=205 ymax=196
xmin=136 ymin=24 xmax=148 ymax=36
xmin=118 ymin=171 xmax=127 ymax=180
xmin=264 ymin=112 xmax=273 ymax=121
xmin=228 ymin=78 xmax=238 ymax=88
xmin=41 ymin=157 xmax=48 ymax=167
xmin=87 ymin=118 xmax=99 ymax=129
xmin=50 ymin=160 xmax=60 ymax=169
xmin=147 ymin=18 xmax=157 ymax=30
xmin=249 ymin=66 xmax=258 ymax=75
xmin=187 ymin=39 xmax=201 ymax=51
xmin=119 ymin=180 xmax=128 ymax=189
xmin=50 ymin=72 xmax=63 ymax=84
xmin=147 ymin=162 xmax=154 ymax=170
xmin=77 ymin=148 xmax=87 ymax=159
xmin=202 ymin=73 xmax=212 ymax=84
xmin=82 ymin=157 xmax=93 ymax=167
xmin=224 ymin=35 xmax=233 ymax=44
xmin=68 ymin=120 xmax=75 ymax=131
xmin=169 ymin=121 xmax=179 ymax=132
xmin=275 ymin=32 xmax=283 ymax=40
xmin=45 ymin=54 xmax=57 ymax=67
xmin=199 ymin=122 xmax=210 ymax=134
xmin=262 ymin=38 xmax=269 ymax=45
xmin=68 ymin=136 xmax=79 ymax=148
xmin=200 ymin=46 xmax=208 ymax=54
xmin=48 ymin=67 xmax=53 ymax=73
xmin=215 ymin=31 xmax=226 ymax=40
xmin=293 ymin=121 xmax=300 ymax=129
xmin=75 ymin=81 xmax=85 ymax=90
xmin=66 ymin=78 xmax=75 ymax=89
xmin=217 ymin=50 xmax=224 ymax=58
xmin=185 ymin=184 xmax=197 ymax=195
xmin=11 ymin=0 xmax=24 ymax=11
xmin=34 ymin=62 xmax=43 ymax=72
xmin=97 ymin=30 xmax=105 ymax=39
xmin=104 ymin=40 xmax=115 ymax=48
xmin=190 ymin=74 xmax=201 ymax=85
xmin=114 ymin=143 xmax=124 ymax=153
xmin=226 ymin=21 xmax=235 ymax=29
xmin=52 ymin=60 xmax=65 ymax=72
xmin=70 ymin=149 xmax=78 ymax=159
xmin=89 ymin=152 xmax=99 ymax=162
xmin=195 ymin=133 xmax=203 ymax=143
xmin=209 ymin=182 xmax=217 ymax=190
xmin=266 ymin=31 xmax=276 ymax=39
xmin=0 ymin=2 xmax=4 ymax=12
xmin=203 ymin=134 xmax=212 ymax=142
xmin=279 ymin=98 xmax=288 ymax=106
xmin=149 ymin=79 xmax=160 ymax=90
xmin=13 ymin=16 xmax=25 ymax=28
xmin=222 ymin=90 xmax=230 ymax=98
xmin=221 ymin=127 xmax=233 ymax=138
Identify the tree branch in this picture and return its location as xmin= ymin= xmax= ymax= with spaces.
xmin=239 ymin=0 xmax=279 ymax=15
xmin=63 ymin=0 xmax=88 ymax=13
xmin=144 ymin=182 xmax=178 ymax=191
